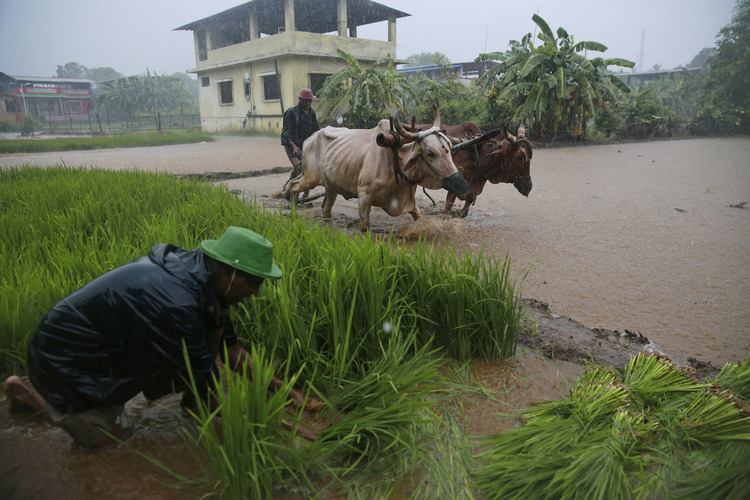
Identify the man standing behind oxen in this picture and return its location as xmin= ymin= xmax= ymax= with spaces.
xmin=281 ymin=88 xmax=320 ymax=197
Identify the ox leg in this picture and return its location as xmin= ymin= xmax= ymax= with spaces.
xmin=289 ymin=172 xmax=317 ymax=209
xmin=357 ymin=202 xmax=372 ymax=232
xmin=409 ymin=204 xmax=421 ymax=222
xmin=445 ymin=192 xmax=456 ymax=212
xmin=458 ymin=198 xmax=472 ymax=218
xmin=321 ymin=192 xmax=337 ymax=219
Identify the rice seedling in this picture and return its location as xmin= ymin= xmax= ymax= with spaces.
xmin=713 ymin=359 xmax=750 ymax=402
xmin=409 ymin=410 xmax=477 ymax=499
xmin=1 ymin=165 xmax=528 ymax=497
xmin=180 ymin=345 xmax=312 ymax=500
xmin=473 ymin=353 xmax=750 ymax=500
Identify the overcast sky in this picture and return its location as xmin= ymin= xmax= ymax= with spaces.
xmin=0 ymin=0 xmax=737 ymax=78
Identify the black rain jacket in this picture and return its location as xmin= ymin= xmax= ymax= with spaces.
xmin=27 ymin=244 xmax=236 ymax=414
xmin=280 ymin=104 xmax=319 ymax=149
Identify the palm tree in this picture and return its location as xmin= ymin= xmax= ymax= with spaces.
xmin=94 ymin=78 xmax=138 ymax=129
xmin=478 ymin=14 xmax=634 ymax=139
xmin=93 ymin=73 xmax=195 ymax=131
xmin=317 ymin=49 xmax=415 ymax=128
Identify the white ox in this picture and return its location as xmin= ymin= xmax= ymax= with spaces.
xmin=287 ymin=110 xmax=472 ymax=232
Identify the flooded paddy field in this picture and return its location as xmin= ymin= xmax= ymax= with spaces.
xmin=2 ymin=134 xmax=748 ymax=498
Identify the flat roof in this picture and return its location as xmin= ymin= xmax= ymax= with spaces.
xmin=10 ymin=76 xmax=95 ymax=84
xmin=175 ymin=0 xmax=410 ymax=35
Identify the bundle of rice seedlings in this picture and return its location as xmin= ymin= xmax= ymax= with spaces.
xmin=474 ymin=353 xmax=750 ymax=500
xmin=713 ymin=359 xmax=750 ymax=402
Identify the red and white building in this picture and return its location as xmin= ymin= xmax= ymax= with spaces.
xmin=6 ymin=75 xmax=94 ymax=123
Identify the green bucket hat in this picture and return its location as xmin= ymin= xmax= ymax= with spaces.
xmin=200 ymin=226 xmax=282 ymax=280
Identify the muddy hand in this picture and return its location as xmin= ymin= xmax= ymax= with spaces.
xmin=288 ymin=388 xmax=325 ymax=412
xmin=281 ymin=417 xmax=319 ymax=441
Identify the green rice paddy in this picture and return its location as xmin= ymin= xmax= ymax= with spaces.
xmin=0 ymin=131 xmax=213 ymax=154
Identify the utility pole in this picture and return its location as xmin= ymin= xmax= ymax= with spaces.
xmin=638 ymin=31 xmax=645 ymax=72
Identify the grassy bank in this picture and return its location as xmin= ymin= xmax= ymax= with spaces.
xmin=0 ymin=131 xmax=214 ymax=154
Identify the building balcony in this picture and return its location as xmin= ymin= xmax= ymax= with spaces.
xmin=193 ymin=31 xmax=396 ymax=72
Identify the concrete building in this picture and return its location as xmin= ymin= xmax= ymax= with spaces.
xmin=614 ymin=68 xmax=701 ymax=89
xmin=0 ymin=73 xmax=94 ymax=124
xmin=396 ymin=60 xmax=499 ymax=86
xmin=175 ymin=0 xmax=409 ymax=134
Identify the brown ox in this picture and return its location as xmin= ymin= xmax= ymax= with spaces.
xmin=410 ymin=122 xmax=533 ymax=217
xmin=287 ymin=109 xmax=471 ymax=232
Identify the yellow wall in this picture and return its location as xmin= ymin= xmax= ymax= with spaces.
xmin=193 ymin=31 xmax=396 ymax=134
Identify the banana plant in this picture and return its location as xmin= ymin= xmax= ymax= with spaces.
xmin=478 ymin=14 xmax=634 ymax=139
xmin=317 ymin=49 xmax=415 ymax=128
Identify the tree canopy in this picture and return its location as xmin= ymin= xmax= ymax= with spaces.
xmin=54 ymin=61 xmax=123 ymax=82
xmin=696 ymin=0 xmax=750 ymax=133
xmin=316 ymin=49 xmax=415 ymax=128
xmin=476 ymin=14 xmax=634 ymax=138
xmin=404 ymin=52 xmax=451 ymax=67
xmin=93 ymin=71 xmax=196 ymax=129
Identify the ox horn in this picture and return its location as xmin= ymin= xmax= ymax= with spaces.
xmin=393 ymin=108 xmax=420 ymax=141
xmin=451 ymin=128 xmax=504 ymax=153
xmin=518 ymin=119 xmax=527 ymax=138
xmin=504 ymin=124 xmax=517 ymax=144
xmin=432 ymin=104 xmax=441 ymax=128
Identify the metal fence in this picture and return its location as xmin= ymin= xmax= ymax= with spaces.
xmin=39 ymin=112 xmax=202 ymax=135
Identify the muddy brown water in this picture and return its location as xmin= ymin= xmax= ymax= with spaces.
xmin=1 ymin=135 xmax=748 ymax=498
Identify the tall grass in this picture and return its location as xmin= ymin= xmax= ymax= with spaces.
xmin=0 ymin=166 xmax=524 ymax=496
xmin=0 ymin=132 xmax=214 ymax=154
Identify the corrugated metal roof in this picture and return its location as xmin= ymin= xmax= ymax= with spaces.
xmin=10 ymin=76 xmax=95 ymax=84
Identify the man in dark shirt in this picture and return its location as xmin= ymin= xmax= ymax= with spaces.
xmin=3 ymin=226 xmax=321 ymax=448
xmin=281 ymin=88 xmax=320 ymax=198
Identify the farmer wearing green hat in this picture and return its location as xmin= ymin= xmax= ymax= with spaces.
xmin=4 ymin=226 xmax=321 ymax=448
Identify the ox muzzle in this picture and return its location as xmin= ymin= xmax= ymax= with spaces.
xmin=443 ymin=171 xmax=472 ymax=200
xmin=514 ymin=176 xmax=532 ymax=197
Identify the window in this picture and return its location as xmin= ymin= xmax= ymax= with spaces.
xmin=309 ymin=73 xmax=330 ymax=96
xmin=218 ymin=80 xmax=233 ymax=105
xmin=4 ymin=99 xmax=20 ymax=113
xmin=201 ymin=77 xmax=210 ymax=87
xmin=220 ymin=21 xmax=249 ymax=47
xmin=262 ymin=75 xmax=280 ymax=100
xmin=197 ymin=30 xmax=207 ymax=61
xmin=64 ymin=101 xmax=83 ymax=113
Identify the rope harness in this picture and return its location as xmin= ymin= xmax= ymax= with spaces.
xmin=488 ymin=137 xmax=531 ymax=183
xmin=389 ymin=127 xmax=455 ymax=207
xmin=389 ymin=128 xmax=454 ymax=185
